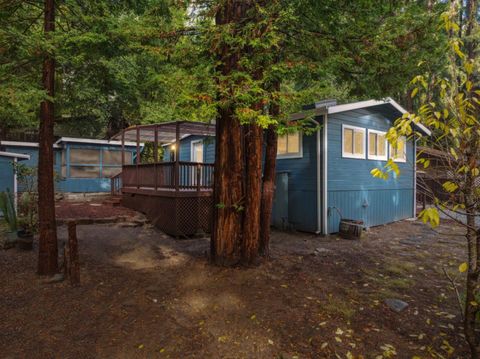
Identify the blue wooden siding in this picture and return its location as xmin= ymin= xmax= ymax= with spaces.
xmin=163 ymin=135 xmax=215 ymax=163
xmin=0 ymin=156 xmax=14 ymax=192
xmin=276 ymin=132 xmax=319 ymax=232
xmin=3 ymin=143 xmax=137 ymax=193
xmin=169 ymin=134 xmax=319 ymax=232
xmin=326 ymin=105 xmax=415 ymax=233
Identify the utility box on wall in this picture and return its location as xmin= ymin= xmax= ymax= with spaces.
xmin=271 ymin=171 xmax=289 ymax=230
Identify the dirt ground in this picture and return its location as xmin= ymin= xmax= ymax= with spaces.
xmin=55 ymin=199 xmax=137 ymax=220
xmin=0 ymin=218 xmax=469 ymax=358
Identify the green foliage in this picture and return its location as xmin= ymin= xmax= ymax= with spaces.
xmin=418 ymin=207 xmax=440 ymax=228
xmin=370 ymin=159 xmax=400 ymax=180
xmin=0 ymin=0 xmax=215 ymax=138
xmin=373 ymin=2 xmax=480 ymax=230
xmin=0 ymin=0 xmax=446 ymax=139
xmin=18 ymin=192 xmax=37 ymax=234
xmin=0 ymin=189 xmax=17 ymax=232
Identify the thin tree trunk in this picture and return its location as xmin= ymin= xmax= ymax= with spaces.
xmin=259 ymin=122 xmax=278 ymax=257
xmin=465 ymin=0 xmax=478 ymax=60
xmin=242 ymin=123 xmax=263 ymax=264
xmin=464 ymin=204 xmax=479 ymax=358
xmin=37 ymin=0 xmax=58 ymax=275
xmin=463 ymin=2 xmax=480 ymax=355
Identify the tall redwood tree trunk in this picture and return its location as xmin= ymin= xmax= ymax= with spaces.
xmin=211 ymin=0 xmax=254 ymax=266
xmin=242 ymin=123 xmax=263 ymax=264
xmin=211 ymin=109 xmax=244 ymax=265
xmin=37 ymin=0 xmax=58 ymax=275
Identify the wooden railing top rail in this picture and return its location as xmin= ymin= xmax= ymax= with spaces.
xmin=122 ymin=161 xmax=214 ymax=168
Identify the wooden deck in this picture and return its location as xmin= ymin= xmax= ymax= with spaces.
xmin=112 ymin=162 xmax=214 ymax=237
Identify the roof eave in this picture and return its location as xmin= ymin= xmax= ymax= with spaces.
xmin=0 ymin=151 xmax=31 ymax=160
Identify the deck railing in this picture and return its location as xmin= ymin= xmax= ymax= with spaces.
xmin=122 ymin=161 xmax=214 ymax=191
xmin=110 ymin=172 xmax=123 ymax=196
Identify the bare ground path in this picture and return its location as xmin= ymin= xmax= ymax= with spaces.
xmin=0 ymin=220 xmax=469 ymax=358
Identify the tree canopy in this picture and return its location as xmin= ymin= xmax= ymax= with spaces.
xmin=0 ymin=0 xmax=448 ymax=139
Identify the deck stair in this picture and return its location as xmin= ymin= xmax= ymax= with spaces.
xmin=103 ymin=195 xmax=122 ymax=207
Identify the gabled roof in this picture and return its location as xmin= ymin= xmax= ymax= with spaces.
xmin=294 ymin=98 xmax=432 ymax=136
xmin=55 ymin=137 xmax=142 ymax=147
xmin=0 ymin=151 xmax=30 ymax=160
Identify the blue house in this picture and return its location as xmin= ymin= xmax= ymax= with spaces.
xmin=0 ymin=137 xmax=140 ymax=193
xmin=160 ymin=98 xmax=430 ymax=234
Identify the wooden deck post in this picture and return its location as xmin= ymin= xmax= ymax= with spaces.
xmin=136 ymin=125 xmax=140 ymax=189
xmin=175 ymin=122 xmax=180 ymax=192
xmin=121 ymin=129 xmax=125 ymax=166
xmin=196 ymin=163 xmax=201 ymax=192
xmin=174 ymin=122 xmax=181 ymax=238
xmin=154 ymin=125 xmax=158 ymax=192
xmin=67 ymin=221 xmax=80 ymax=286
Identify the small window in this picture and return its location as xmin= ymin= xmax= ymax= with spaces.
xmin=69 ymin=166 xmax=100 ymax=178
xmin=367 ymin=130 xmax=387 ymax=161
xmin=390 ymin=136 xmax=407 ymax=162
xmin=342 ymin=125 xmax=365 ymax=159
xmin=70 ymin=148 xmax=100 ymax=165
xmin=277 ymin=131 xmax=302 ymax=158
xmin=103 ymin=150 xmax=122 ymax=165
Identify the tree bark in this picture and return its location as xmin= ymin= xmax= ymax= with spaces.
xmin=465 ymin=0 xmax=478 ymax=61
xmin=258 ymin=74 xmax=281 ymax=258
xmin=464 ymin=203 xmax=479 ymax=358
xmin=211 ymin=0 xmax=262 ymax=265
xmin=242 ymin=123 xmax=263 ymax=264
xmin=37 ymin=0 xmax=58 ymax=276
xmin=211 ymin=109 xmax=244 ymax=265
xmin=259 ymin=122 xmax=278 ymax=257
xmin=463 ymin=3 xmax=480 ymax=355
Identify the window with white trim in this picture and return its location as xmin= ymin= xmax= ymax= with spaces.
xmin=342 ymin=125 xmax=365 ymax=159
xmin=389 ymin=136 xmax=407 ymax=162
xmin=367 ymin=129 xmax=387 ymax=161
xmin=277 ymin=131 xmax=302 ymax=158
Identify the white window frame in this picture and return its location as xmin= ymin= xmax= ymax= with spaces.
xmin=389 ymin=136 xmax=407 ymax=163
xmin=342 ymin=124 xmax=366 ymax=159
xmin=190 ymin=140 xmax=204 ymax=163
xmin=277 ymin=131 xmax=303 ymax=159
xmin=367 ymin=129 xmax=388 ymax=161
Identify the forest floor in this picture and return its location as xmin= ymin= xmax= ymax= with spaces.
xmin=0 ymin=217 xmax=469 ymax=358
xmin=55 ymin=198 xmax=138 ymax=221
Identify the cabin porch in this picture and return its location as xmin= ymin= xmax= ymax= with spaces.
xmin=111 ymin=121 xmax=216 ymax=237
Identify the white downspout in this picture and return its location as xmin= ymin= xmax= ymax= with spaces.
xmin=13 ymin=157 xmax=18 ymax=211
xmin=322 ymin=114 xmax=328 ymax=235
xmin=413 ymin=138 xmax=417 ymax=218
xmin=310 ymin=117 xmax=322 ymax=234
